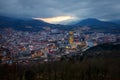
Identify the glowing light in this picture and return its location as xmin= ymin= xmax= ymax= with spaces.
xmin=33 ymin=16 xmax=75 ymax=24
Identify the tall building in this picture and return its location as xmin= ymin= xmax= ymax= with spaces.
xmin=68 ymin=31 xmax=76 ymax=49
xmin=69 ymin=31 xmax=74 ymax=45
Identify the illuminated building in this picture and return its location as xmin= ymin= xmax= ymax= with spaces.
xmin=68 ymin=31 xmax=76 ymax=49
xmin=69 ymin=31 xmax=74 ymax=45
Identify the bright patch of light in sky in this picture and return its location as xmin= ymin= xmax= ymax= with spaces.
xmin=33 ymin=16 xmax=76 ymax=24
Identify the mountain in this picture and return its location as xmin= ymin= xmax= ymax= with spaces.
xmin=0 ymin=16 xmax=54 ymax=31
xmin=0 ymin=16 xmax=120 ymax=32
xmin=110 ymin=20 xmax=120 ymax=25
xmin=0 ymin=16 xmax=75 ymax=31
xmin=75 ymin=18 xmax=120 ymax=31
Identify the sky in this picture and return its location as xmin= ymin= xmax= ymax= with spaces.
xmin=0 ymin=0 xmax=120 ymax=24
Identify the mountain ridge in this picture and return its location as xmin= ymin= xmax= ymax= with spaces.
xmin=0 ymin=16 xmax=120 ymax=32
xmin=75 ymin=18 xmax=120 ymax=29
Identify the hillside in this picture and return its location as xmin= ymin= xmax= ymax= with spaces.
xmin=0 ymin=16 xmax=76 ymax=31
xmin=75 ymin=18 xmax=120 ymax=32
xmin=0 ymin=16 xmax=120 ymax=32
xmin=83 ymin=42 xmax=120 ymax=59
xmin=110 ymin=20 xmax=120 ymax=25
xmin=0 ymin=16 xmax=52 ymax=31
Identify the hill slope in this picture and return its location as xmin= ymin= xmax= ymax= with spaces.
xmin=0 ymin=16 xmax=53 ymax=31
xmin=83 ymin=42 xmax=120 ymax=58
xmin=75 ymin=18 xmax=120 ymax=31
xmin=0 ymin=16 xmax=120 ymax=32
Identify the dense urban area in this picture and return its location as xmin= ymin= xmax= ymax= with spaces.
xmin=0 ymin=27 xmax=120 ymax=64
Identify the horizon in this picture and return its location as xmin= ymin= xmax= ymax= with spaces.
xmin=0 ymin=15 xmax=113 ymax=25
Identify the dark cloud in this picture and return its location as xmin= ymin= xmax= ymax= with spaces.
xmin=0 ymin=0 xmax=120 ymax=20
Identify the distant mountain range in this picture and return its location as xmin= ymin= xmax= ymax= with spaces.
xmin=74 ymin=18 xmax=120 ymax=30
xmin=0 ymin=16 xmax=120 ymax=32
xmin=110 ymin=20 xmax=120 ymax=25
xmin=0 ymin=16 xmax=53 ymax=31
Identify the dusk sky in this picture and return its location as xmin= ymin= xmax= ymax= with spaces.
xmin=0 ymin=0 xmax=120 ymax=24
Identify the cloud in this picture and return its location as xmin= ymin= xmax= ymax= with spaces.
xmin=0 ymin=0 xmax=120 ymax=21
xmin=34 ymin=16 xmax=75 ymax=23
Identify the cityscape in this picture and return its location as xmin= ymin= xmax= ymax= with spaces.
xmin=0 ymin=0 xmax=120 ymax=80
xmin=0 ymin=27 xmax=120 ymax=64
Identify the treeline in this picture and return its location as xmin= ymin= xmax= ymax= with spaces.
xmin=0 ymin=50 xmax=120 ymax=80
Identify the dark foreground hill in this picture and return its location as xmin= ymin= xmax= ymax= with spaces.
xmin=84 ymin=42 xmax=120 ymax=58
